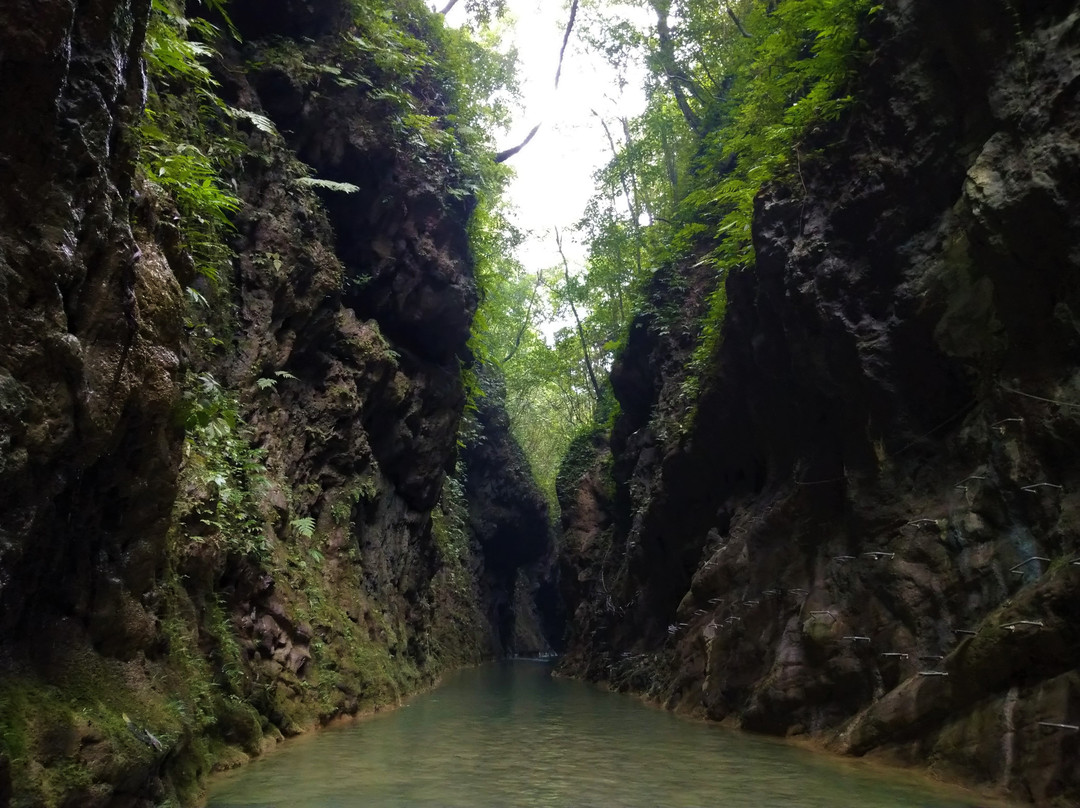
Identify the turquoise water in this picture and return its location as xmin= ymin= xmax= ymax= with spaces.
xmin=207 ymin=661 xmax=1005 ymax=807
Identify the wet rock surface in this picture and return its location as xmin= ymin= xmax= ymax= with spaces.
xmin=460 ymin=366 xmax=559 ymax=655
xmin=557 ymin=3 xmax=1080 ymax=805
xmin=0 ymin=0 xmax=554 ymax=804
xmin=0 ymin=0 xmax=181 ymax=651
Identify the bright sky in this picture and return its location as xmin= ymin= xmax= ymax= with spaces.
xmin=448 ymin=0 xmax=648 ymax=278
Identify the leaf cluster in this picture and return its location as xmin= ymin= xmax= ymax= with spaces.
xmin=177 ymin=373 xmax=271 ymax=559
xmin=297 ymin=0 xmax=520 ymax=199
xmin=140 ymin=0 xmax=243 ymax=286
xmin=673 ymin=0 xmax=878 ymax=376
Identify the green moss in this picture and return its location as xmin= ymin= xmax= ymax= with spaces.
xmin=209 ymin=696 xmax=262 ymax=755
xmin=431 ymin=472 xmax=469 ymax=560
xmin=427 ymin=470 xmax=489 ymax=666
xmin=204 ymin=598 xmax=246 ymax=697
xmin=0 ymin=686 xmax=29 ymax=762
xmin=349 ymin=644 xmax=402 ymax=705
xmin=555 ymin=426 xmax=607 ymax=508
xmin=0 ymin=665 xmax=172 ymax=808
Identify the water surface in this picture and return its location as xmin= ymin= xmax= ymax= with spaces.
xmin=208 ymin=661 xmax=1005 ymax=807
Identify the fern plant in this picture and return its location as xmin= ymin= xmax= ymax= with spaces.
xmin=256 ymin=370 xmax=298 ymax=390
xmin=140 ymin=0 xmax=241 ymax=286
xmin=681 ymin=0 xmax=879 ymax=379
xmin=179 ymin=373 xmax=271 ymax=559
xmin=294 ymin=177 xmax=362 ymax=193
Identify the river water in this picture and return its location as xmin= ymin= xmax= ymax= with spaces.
xmin=207 ymin=661 xmax=1005 ymax=808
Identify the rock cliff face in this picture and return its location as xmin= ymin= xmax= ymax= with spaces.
xmin=0 ymin=0 xmax=552 ymax=805
xmin=461 ymin=366 xmax=561 ymax=657
xmin=557 ymin=2 xmax=1080 ymax=804
xmin=0 ymin=0 xmax=174 ymax=660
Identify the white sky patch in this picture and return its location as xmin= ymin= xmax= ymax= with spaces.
xmin=449 ymin=0 xmax=649 ymax=277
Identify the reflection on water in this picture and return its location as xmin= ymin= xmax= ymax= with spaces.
xmin=208 ymin=661 xmax=1002 ymax=808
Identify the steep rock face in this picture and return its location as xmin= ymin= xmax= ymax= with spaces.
xmin=461 ymin=367 xmax=558 ymax=655
xmin=558 ymin=3 xmax=1080 ymax=804
xmin=186 ymin=22 xmax=489 ymax=716
xmin=0 ymin=1 xmax=193 ymax=803
xmin=0 ymin=0 xmax=181 ymax=659
xmin=0 ymin=0 xmax=549 ymax=805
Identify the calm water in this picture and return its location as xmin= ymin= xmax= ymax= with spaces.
xmin=207 ymin=661 xmax=1004 ymax=808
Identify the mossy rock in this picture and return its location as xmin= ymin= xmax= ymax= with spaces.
xmin=211 ymin=697 xmax=263 ymax=756
xmin=209 ymin=743 xmax=250 ymax=773
xmin=555 ymin=427 xmax=607 ymax=507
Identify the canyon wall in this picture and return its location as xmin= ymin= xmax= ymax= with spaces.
xmin=0 ymin=0 xmax=551 ymax=805
xmin=557 ymin=2 xmax=1080 ymax=804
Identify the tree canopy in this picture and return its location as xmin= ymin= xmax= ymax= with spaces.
xmin=471 ymin=0 xmax=878 ymax=506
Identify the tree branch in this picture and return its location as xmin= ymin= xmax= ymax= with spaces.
xmin=555 ymin=227 xmax=602 ymax=402
xmin=494 ymin=0 xmax=579 ymax=162
xmin=649 ymin=0 xmax=702 ymax=133
xmin=494 ymin=122 xmax=541 ymax=163
xmin=502 ymin=271 xmax=544 ymax=364
xmin=439 ymin=0 xmax=459 ymax=15
xmin=619 ymin=116 xmax=645 ymax=221
xmin=726 ymin=5 xmax=752 ymax=38
xmin=554 ymin=0 xmax=580 ymax=89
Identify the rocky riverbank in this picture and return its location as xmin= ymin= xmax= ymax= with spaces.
xmin=555 ymin=3 xmax=1080 ymax=805
xmin=0 ymin=0 xmax=554 ymax=804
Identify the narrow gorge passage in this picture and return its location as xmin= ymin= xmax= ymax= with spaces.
xmin=206 ymin=662 xmax=1012 ymax=808
xmin=1 ymin=0 xmax=1079 ymax=806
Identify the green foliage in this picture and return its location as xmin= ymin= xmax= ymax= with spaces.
xmin=290 ymin=516 xmax=316 ymax=538
xmin=480 ymin=0 xmax=877 ymax=500
xmin=475 ymin=279 xmax=602 ymax=502
xmin=144 ymin=1 xmax=215 ymax=82
xmin=311 ymin=0 xmax=519 ymax=198
xmin=203 ymin=597 xmax=246 ymax=696
xmin=294 ymin=177 xmax=362 ymax=193
xmin=431 ymin=468 xmax=470 ymax=561
xmin=542 ymin=0 xmax=877 ymax=420
xmin=467 ymin=199 xmax=605 ymax=503
xmin=502 ymin=326 xmax=605 ymax=504
xmin=462 ymin=194 xmax=517 ymax=422
xmin=677 ymin=0 xmax=878 ymax=376
xmin=178 ymin=372 xmax=270 ymax=559
xmin=141 ymin=0 xmax=242 ymax=286
xmin=329 ymin=500 xmax=353 ymax=525
xmin=225 ymin=106 xmax=277 ymax=134
xmin=255 ymin=369 xmax=297 ymax=390
xmin=459 ymin=363 xmax=486 ymax=423
xmin=555 ymin=426 xmax=606 ymax=508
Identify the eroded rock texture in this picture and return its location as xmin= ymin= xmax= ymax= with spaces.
xmin=0 ymin=0 xmax=182 ymax=658
xmin=558 ymin=3 xmax=1080 ymax=804
xmin=461 ymin=366 xmax=559 ymax=656
xmin=0 ymin=0 xmax=554 ymax=804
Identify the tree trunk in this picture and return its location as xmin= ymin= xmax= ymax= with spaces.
xmin=555 ymin=228 xmax=602 ymax=402
xmin=502 ymin=271 xmax=544 ymax=363
xmin=649 ymin=0 xmax=702 ymax=133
